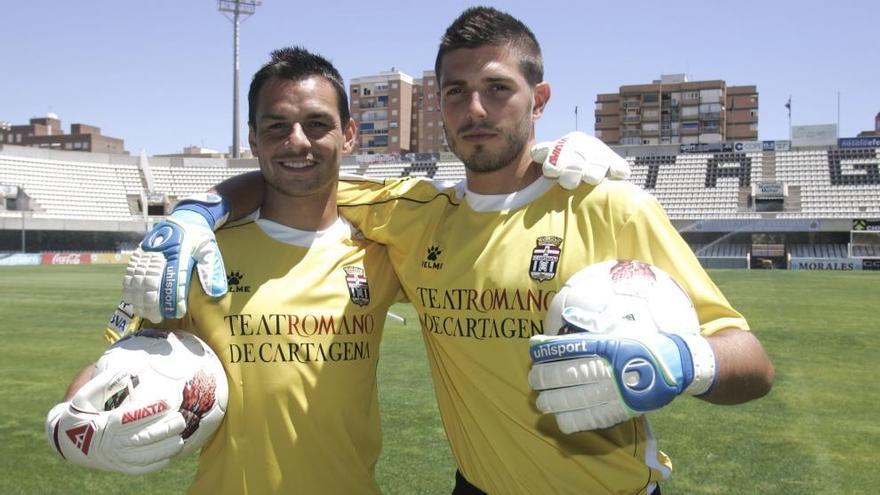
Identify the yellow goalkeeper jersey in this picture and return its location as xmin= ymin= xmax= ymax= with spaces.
xmin=338 ymin=177 xmax=748 ymax=495
xmin=171 ymin=215 xmax=401 ymax=495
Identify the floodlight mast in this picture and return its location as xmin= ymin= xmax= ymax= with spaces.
xmin=218 ymin=0 xmax=260 ymax=158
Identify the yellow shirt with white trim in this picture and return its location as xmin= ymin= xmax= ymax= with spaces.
xmin=338 ymin=177 xmax=748 ymax=495
xmin=171 ymin=216 xmax=401 ymax=495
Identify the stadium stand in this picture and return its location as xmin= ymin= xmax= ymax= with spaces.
xmin=627 ymin=152 xmax=762 ymax=220
xmin=775 ymin=149 xmax=880 ymax=218
xmin=0 ymin=154 xmax=141 ymax=219
xmin=1 ymin=142 xmax=878 ymax=270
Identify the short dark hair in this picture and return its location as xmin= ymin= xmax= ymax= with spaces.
xmin=434 ymin=6 xmax=543 ymax=86
xmin=247 ymin=46 xmax=350 ymax=127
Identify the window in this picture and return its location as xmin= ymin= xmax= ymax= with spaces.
xmin=392 ymin=97 xmax=398 ymax=103
xmin=427 ymin=122 xmax=433 ymax=127
xmin=392 ymin=110 xmax=398 ymax=116
xmin=699 ymin=103 xmax=722 ymax=113
xmin=427 ymin=80 xmax=435 ymax=86
xmin=352 ymin=88 xmax=359 ymax=94
xmin=391 ymin=136 xmax=398 ymax=143
xmin=700 ymin=89 xmax=721 ymax=103
xmin=391 ymin=83 xmax=398 ymax=89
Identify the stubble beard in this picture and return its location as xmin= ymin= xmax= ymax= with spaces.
xmin=447 ymin=118 xmax=531 ymax=174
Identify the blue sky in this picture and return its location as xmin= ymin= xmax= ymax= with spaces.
xmin=2 ymin=0 xmax=878 ymax=155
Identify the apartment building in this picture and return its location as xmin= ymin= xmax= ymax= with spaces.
xmin=349 ymin=70 xmax=414 ymax=154
xmin=0 ymin=114 xmax=127 ymax=154
xmin=595 ymin=74 xmax=758 ymax=146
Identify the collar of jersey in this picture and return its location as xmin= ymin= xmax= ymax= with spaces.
xmin=458 ymin=176 xmax=554 ymax=212
xmin=254 ymin=210 xmax=352 ymax=247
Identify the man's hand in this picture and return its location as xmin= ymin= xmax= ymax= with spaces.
xmin=123 ymin=194 xmax=230 ymax=322
xmin=528 ymin=317 xmax=715 ymax=433
xmin=46 ymin=369 xmax=187 ymax=474
xmin=532 ymin=131 xmax=631 ymax=189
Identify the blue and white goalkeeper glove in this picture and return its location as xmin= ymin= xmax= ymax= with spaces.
xmin=528 ymin=312 xmax=716 ymax=433
xmin=532 ymin=131 xmax=631 ymax=189
xmin=123 ymin=194 xmax=230 ymax=323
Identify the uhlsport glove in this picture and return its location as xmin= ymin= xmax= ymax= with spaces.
xmin=123 ymin=193 xmax=230 ymax=322
xmin=532 ymin=131 xmax=631 ymax=189
xmin=528 ymin=309 xmax=716 ymax=433
xmin=46 ymin=369 xmax=187 ymax=474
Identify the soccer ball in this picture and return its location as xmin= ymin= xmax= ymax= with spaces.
xmin=94 ymin=329 xmax=228 ymax=458
xmin=544 ymin=259 xmax=700 ymax=337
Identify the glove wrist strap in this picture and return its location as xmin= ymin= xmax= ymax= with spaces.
xmin=173 ymin=193 xmax=231 ymax=230
xmin=46 ymin=402 xmax=70 ymax=457
xmin=678 ymin=333 xmax=716 ymax=396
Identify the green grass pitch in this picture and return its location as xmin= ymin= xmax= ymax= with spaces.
xmin=1 ymin=265 xmax=877 ymax=494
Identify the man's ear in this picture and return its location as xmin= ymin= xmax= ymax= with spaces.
xmin=532 ymin=82 xmax=551 ymax=119
xmin=248 ymin=125 xmax=258 ymax=155
xmin=342 ymin=118 xmax=357 ymax=154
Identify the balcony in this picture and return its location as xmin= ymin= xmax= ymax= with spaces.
xmin=680 ymin=124 xmax=700 ymax=135
xmin=700 ymin=112 xmax=721 ymax=120
xmin=622 ymin=100 xmax=641 ymax=109
xmin=359 ymin=101 xmax=388 ymax=109
xmin=359 ymin=128 xmax=389 ymax=136
xmin=623 ymin=115 xmax=641 ymax=124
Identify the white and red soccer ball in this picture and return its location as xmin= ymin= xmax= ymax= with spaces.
xmin=544 ymin=259 xmax=701 ymax=337
xmin=93 ymin=329 xmax=228 ymax=458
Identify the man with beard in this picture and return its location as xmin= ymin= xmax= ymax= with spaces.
xmin=122 ymin=7 xmax=773 ymax=495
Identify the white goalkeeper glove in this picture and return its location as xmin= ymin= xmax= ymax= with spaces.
xmin=46 ymin=369 xmax=187 ymax=475
xmin=532 ymin=131 xmax=631 ymax=189
xmin=528 ymin=310 xmax=716 ymax=433
xmin=124 ymin=194 xmax=230 ymax=323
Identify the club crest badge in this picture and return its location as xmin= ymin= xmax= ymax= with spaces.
xmin=343 ymin=266 xmax=371 ymax=306
xmin=529 ymin=236 xmax=562 ymax=281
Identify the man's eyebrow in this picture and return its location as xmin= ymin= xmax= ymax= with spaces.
xmin=485 ymin=76 xmax=514 ymax=84
xmin=259 ymin=111 xmax=335 ymax=121
xmin=440 ymin=75 xmax=515 ymax=89
xmin=304 ymin=111 xmax=334 ymax=120
xmin=441 ymin=79 xmax=465 ymax=89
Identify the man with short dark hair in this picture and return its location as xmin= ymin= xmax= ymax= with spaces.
xmin=48 ymin=47 xmax=401 ymax=495
xmin=340 ymin=8 xmax=772 ymax=494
